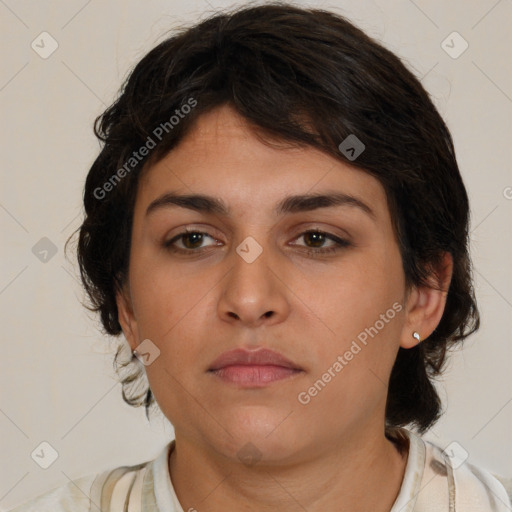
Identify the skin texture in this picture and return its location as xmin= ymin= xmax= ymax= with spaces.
xmin=116 ymin=104 xmax=453 ymax=511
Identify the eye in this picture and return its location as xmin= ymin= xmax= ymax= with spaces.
xmin=163 ymin=228 xmax=351 ymax=256
xmin=164 ymin=229 xmax=220 ymax=253
xmin=291 ymin=229 xmax=351 ymax=256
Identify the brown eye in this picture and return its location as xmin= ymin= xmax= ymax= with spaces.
xmin=180 ymin=232 xmax=207 ymax=249
xmin=164 ymin=230 xmax=219 ymax=253
xmin=303 ymin=231 xmax=329 ymax=248
xmin=292 ymin=229 xmax=351 ymax=256
xmin=163 ymin=228 xmax=351 ymax=257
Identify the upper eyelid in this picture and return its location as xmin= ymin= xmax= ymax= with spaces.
xmin=164 ymin=220 xmax=350 ymax=236
xmin=165 ymin=227 xmax=347 ymax=246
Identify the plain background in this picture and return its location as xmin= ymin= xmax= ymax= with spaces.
xmin=1 ymin=0 xmax=511 ymax=509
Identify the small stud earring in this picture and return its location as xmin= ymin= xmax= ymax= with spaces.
xmin=413 ymin=331 xmax=421 ymax=342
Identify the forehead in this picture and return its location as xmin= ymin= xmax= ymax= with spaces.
xmin=136 ymin=105 xmax=389 ymax=221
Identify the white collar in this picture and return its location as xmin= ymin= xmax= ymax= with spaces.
xmin=148 ymin=430 xmax=510 ymax=512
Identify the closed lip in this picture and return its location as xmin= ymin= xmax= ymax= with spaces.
xmin=208 ymin=348 xmax=302 ymax=371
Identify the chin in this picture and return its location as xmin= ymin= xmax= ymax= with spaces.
xmin=216 ymin=407 xmax=305 ymax=464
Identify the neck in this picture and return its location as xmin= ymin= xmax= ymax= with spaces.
xmin=168 ymin=427 xmax=409 ymax=512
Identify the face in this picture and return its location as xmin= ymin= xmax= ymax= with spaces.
xmin=117 ymin=104 xmax=449 ymax=464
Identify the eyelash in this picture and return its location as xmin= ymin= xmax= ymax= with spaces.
xmin=164 ymin=228 xmax=351 ymax=257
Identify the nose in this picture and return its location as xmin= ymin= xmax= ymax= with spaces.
xmin=217 ymin=242 xmax=290 ymax=327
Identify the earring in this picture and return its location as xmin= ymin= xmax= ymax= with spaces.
xmin=412 ymin=331 xmax=421 ymax=342
xmin=132 ymin=349 xmax=139 ymax=360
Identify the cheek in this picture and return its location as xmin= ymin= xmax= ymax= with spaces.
xmin=309 ymin=250 xmax=401 ymax=328
xmin=302 ymin=249 xmax=404 ymax=372
xmin=128 ymin=253 xmax=214 ymax=359
xmin=128 ymin=265 xmax=210 ymax=414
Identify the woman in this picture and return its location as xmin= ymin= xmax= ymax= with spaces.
xmin=10 ymin=3 xmax=511 ymax=511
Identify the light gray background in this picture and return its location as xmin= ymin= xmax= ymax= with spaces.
xmin=1 ymin=0 xmax=511 ymax=509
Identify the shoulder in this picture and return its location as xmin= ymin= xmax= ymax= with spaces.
xmin=417 ymin=433 xmax=511 ymax=511
xmin=493 ymin=475 xmax=512 ymax=507
xmin=8 ymin=473 xmax=99 ymax=512
xmin=8 ymin=461 xmax=152 ymax=512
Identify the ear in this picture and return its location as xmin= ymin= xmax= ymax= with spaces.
xmin=399 ymin=252 xmax=453 ymax=349
xmin=115 ymin=283 xmax=139 ymax=352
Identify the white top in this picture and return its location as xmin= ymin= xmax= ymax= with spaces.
xmin=9 ymin=429 xmax=512 ymax=511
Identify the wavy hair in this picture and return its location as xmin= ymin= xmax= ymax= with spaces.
xmin=74 ymin=2 xmax=479 ymax=432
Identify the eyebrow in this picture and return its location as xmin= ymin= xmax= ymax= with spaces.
xmin=145 ymin=191 xmax=376 ymax=220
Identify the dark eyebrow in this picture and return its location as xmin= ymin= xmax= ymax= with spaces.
xmin=145 ymin=191 xmax=375 ymax=220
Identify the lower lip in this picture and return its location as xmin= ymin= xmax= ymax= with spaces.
xmin=209 ymin=365 xmax=302 ymax=387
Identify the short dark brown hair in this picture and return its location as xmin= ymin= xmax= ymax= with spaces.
xmin=75 ymin=2 xmax=479 ymax=432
